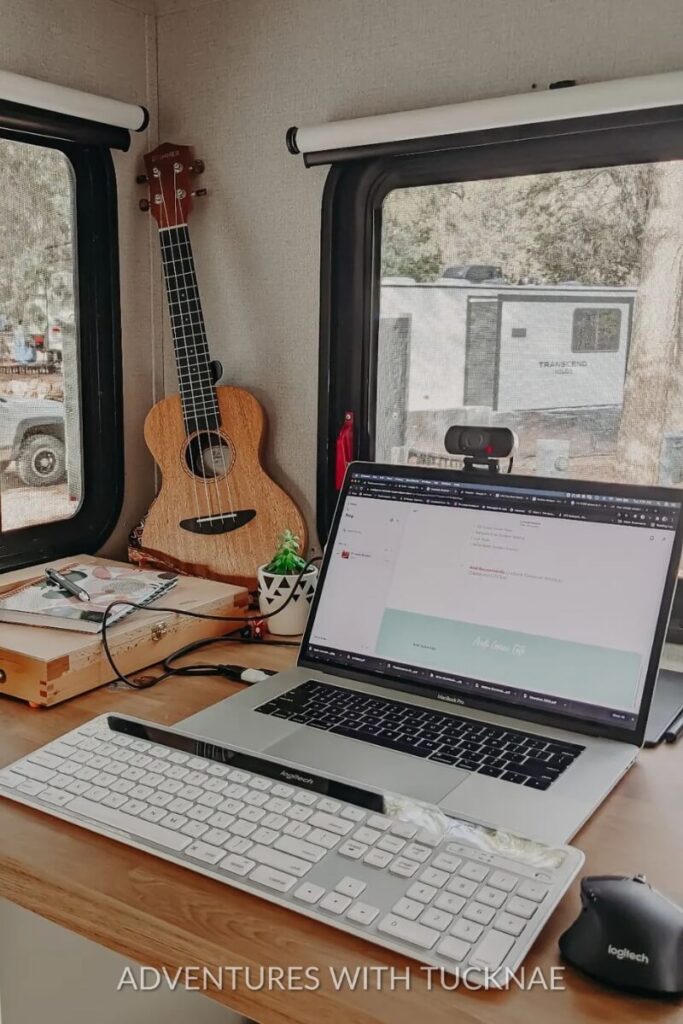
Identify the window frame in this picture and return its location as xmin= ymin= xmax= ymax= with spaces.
xmin=318 ymin=103 xmax=683 ymax=542
xmin=0 ymin=127 xmax=123 ymax=571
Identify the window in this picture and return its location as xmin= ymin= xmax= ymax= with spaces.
xmin=0 ymin=125 xmax=122 ymax=572
xmin=0 ymin=139 xmax=79 ymax=530
xmin=319 ymin=106 xmax=683 ymax=541
xmin=572 ymin=308 xmax=622 ymax=353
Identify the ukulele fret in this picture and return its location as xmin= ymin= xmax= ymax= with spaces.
xmin=159 ymin=222 xmax=220 ymax=434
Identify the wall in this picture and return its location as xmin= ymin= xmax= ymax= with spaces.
xmin=0 ymin=0 xmax=160 ymax=554
xmin=155 ymin=0 xmax=683 ymax=539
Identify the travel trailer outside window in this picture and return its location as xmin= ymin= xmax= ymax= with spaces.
xmin=318 ymin=106 xmax=683 ymax=560
xmin=0 ymin=125 xmax=122 ymax=572
xmin=0 ymin=138 xmax=80 ymax=531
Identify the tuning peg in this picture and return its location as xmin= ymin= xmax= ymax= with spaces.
xmin=136 ymin=173 xmax=149 ymax=184
xmin=192 ymin=188 xmax=208 ymax=198
xmin=139 ymin=198 xmax=151 ymax=212
xmin=190 ymin=159 xmax=205 ymax=174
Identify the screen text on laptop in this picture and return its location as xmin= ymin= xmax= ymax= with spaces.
xmin=303 ymin=472 xmax=680 ymax=731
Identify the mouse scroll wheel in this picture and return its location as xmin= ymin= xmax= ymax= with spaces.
xmin=634 ymin=874 xmax=648 ymax=884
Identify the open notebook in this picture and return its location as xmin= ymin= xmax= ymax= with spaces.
xmin=0 ymin=563 xmax=178 ymax=633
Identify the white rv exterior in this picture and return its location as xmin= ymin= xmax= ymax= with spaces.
xmin=379 ymin=281 xmax=635 ymax=415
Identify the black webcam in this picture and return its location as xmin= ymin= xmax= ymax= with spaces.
xmin=444 ymin=425 xmax=518 ymax=472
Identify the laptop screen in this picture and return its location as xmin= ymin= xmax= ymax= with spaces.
xmin=301 ymin=466 xmax=683 ymax=735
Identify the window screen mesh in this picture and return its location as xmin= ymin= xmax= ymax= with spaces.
xmin=378 ymin=162 xmax=683 ymax=488
xmin=0 ymin=138 xmax=81 ymax=531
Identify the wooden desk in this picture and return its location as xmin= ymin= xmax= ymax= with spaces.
xmin=0 ymin=642 xmax=682 ymax=1024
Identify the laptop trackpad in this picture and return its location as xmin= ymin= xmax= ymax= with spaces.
xmin=266 ymin=731 xmax=466 ymax=805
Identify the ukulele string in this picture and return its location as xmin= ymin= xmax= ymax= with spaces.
xmin=177 ymin=215 xmax=235 ymax=527
xmin=157 ymin=183 xmax=202 ymax=523
xmin=168 ymin=166 xmax=213 ymax=520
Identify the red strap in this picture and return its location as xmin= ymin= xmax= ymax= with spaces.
xmin=335 ymin=411 xmax=354 ymax=489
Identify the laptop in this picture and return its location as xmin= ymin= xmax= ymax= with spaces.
xmin=182 ymin=463 xmax=683 ymax=844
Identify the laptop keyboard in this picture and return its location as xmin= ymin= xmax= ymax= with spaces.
xmin=256 ymin=681 xmax=585 ymax=790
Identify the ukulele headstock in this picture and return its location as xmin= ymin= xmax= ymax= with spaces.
xmin=138 ymin=143 xmax=206 ymax=227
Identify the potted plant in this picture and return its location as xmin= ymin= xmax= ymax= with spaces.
xmin=257 ymin=530 xmax=318 ymax=636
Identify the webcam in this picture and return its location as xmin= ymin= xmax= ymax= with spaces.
xmin=444 ymin=425 xmax=518 ymax=473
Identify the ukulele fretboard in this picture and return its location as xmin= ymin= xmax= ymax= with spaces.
xmin=159 ymin=224 xmax=219 ymax=435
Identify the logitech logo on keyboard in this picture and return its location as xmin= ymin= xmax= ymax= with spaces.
xmin=607 ymin=944 xmax=649 ymax=964
xmin=280 ymin=769 xmax=315 ymax=787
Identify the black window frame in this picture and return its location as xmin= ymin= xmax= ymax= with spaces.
xmin=571 ymin=306 xmax=622 ymax=353
xmin=0 ymin=127 xmax=123 ymax=571
xmin=318 ymin=103 xmax=683 ymax=543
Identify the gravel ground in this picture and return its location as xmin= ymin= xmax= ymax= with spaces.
xmin=1 ymin=471 xmax=74 ymax=530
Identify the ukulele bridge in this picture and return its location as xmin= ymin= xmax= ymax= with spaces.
xmin=179 ymin=509 xmax=256 ymax=535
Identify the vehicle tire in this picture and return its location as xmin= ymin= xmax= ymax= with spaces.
xmin=16 ymin=434 xmax=66 ymax=487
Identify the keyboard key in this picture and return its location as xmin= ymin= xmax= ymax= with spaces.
xmin=251 ymin=827 xmax=278 ymax=845
xmin=203 ymin=828 xmax=231 ymax=847
xmin=506 ymin=895 xmax=537 ymax=919
xmin=464 ymin=901 xmax=496 ymax=925
xmin=377 ymin=915 xmax=439 ymax=950
xmin=451 ymin=918 xmax=483 ymax=942
xmin=364 ymin=848 xmax=393 ymax=869
xmin=419 ymin=907 xmax=452 ymax=931
xmin=436 ymin=936 xmax=471 ymax=962
xmin=494 ymin=911 xmax=526 ymax=937
xmin=354 ymin=826 xmax=381 ymax=845
xmin=292 ymin=789 xmax=316 ymax=805
xmin=320 ymin=892 xmax=352 ymax=915
xmin=435 ymin=892 xmax=466 ymax=915
xmin=432 ymin=853 xmax=461 ymax=873
xmin=390 ymin=857 xmax=420 ymax=878
xmin=340 ymin=805 xmax=365 ymax=822
xmin=250 ymin=844 xmax=311 ymax=878
xmin=225 ymin=836 xmax=253 ymax=855
xmin=181 ymin=820 xmax=209 ymax=838
xmin=476 ymin=886 xmax=507 ymax=909
xmin=393 ymin=897 xmax=422 ymax=920
xmin=517 ymin=880 xmax=549 ymax=902
xmin=377 ymin=834 xmax=405 ymax=854
xmin=219 ymin=854 xmax=256 ymax=877
xmin=346 ymin=901 xmax=380 ymax=926
xmin=489 ymin=870 xmax=517 ymax=892
xmin=404 ymin=844 xmax=431 ymax=863
xmin=309 ymin=812 xmax=353 ymax=836
xmin=274 ymin=835 xmax=326 ymax=863
xmin=339 ymin=839 xmax=367 ymax=860
xmin=446 ymin=876 xmax=477 ymax=898
xmin=460 ymin=861 xmax=489 ymax=883
xmin=335 ymin=876 xmax=366 ymax=898
xmin=17 ymin=761 xmax=56 ymax=783
xmin=420 ymin=867 xmax=448 ymax=888
xmin=367 ymin=814 xmax=391 ymax=831
xmin=317 ymin=797 xmax=341 ymax=814
xmin=469 ymin=930 xmax=515 ymax=971
xmin=390 ymin=821 xmax=417 ymax=839
xmin=230 ymin=819 xmax=257 ymax=838
xmin=294 ymin=882 xmax=325 ymax=904
xmin=407 ymin=882 xmax=436 ymax=904
xmin=308 ymin=828 xmax=339 ymax=850
xmin=68 ymin=797 xmax=192 ymax=851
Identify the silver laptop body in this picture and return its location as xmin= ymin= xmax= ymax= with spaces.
xmin=182 ymin=464 xmax=683 ymax=845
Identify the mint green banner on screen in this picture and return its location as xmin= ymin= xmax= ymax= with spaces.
xmin=376 ymin=610 xmax=642 ymax=707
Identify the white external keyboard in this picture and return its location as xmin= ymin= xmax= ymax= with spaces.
xmin=0 ymin=714 xmax=583 ymax=986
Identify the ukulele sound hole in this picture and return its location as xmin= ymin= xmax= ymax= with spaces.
xmin=184 ymin=431 xmax=233 ymax=479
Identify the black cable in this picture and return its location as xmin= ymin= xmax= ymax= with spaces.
xmin=101 ymin=555 xmax=321 ymax=689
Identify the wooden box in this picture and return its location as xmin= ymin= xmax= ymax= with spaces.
xmin=0 ymin=556 xmax=248 ymax=707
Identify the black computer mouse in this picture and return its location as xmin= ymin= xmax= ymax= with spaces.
xmin=559 ymin=874 xmax=683 ymax=996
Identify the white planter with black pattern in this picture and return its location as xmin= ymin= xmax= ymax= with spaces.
xmin=257 ymin=564 xmax=318 ymax=636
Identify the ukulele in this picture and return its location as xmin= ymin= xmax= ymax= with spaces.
xmin=135 ymin=142 xmax=307 ymax=589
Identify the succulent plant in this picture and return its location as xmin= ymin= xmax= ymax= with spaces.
xmin=264 ymin=529 xmax=307 ymax=575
